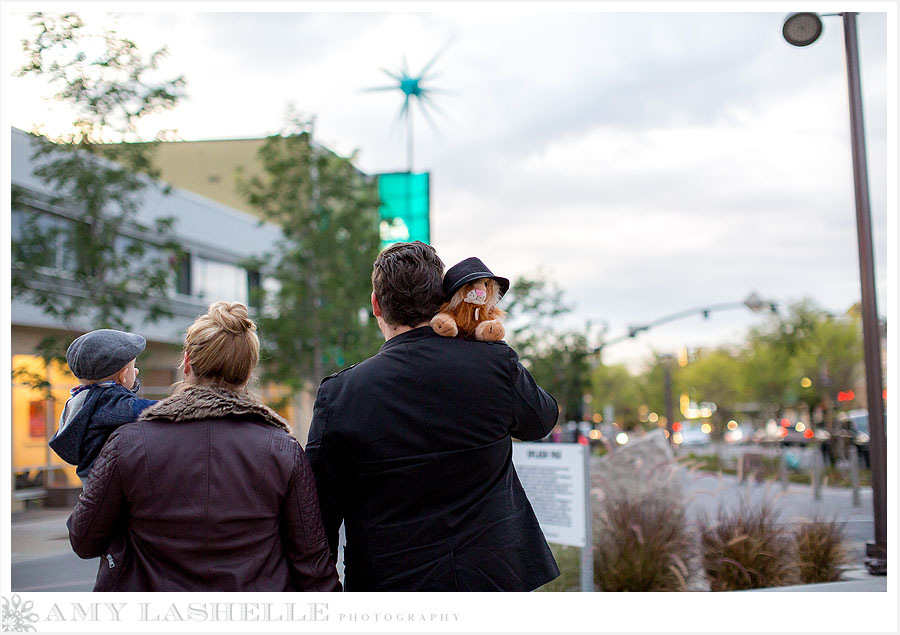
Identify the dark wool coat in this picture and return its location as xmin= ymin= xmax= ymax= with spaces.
xmin=306 ymin=326 xmax=561 ymax=591
xmin=66 ymin=385 xmax=341 ymax=592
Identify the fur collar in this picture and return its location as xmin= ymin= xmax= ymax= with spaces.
xmin=140 ymin=385 xmax=292 ymax=434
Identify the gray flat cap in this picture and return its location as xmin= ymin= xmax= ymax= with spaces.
xmin=66 ymin=329 xmax=147 ymax=380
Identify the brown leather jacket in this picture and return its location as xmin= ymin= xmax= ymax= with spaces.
xmin=67 ymin=385 xmax=341 ymax=592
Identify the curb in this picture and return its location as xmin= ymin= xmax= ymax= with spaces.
xmin=741 ymin=568 xmax=887 ymax=592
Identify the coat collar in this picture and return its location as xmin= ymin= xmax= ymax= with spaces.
xmin=139 ymin=384 xmax=292 ymax=434
xmin=379 ymin=325 xmax=438 ymax=354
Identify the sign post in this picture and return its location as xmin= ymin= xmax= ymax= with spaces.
xmin=580 ymin=443 xmax=593 ymax=592
xmin=512 ymin=442 xmax=593 ymax=592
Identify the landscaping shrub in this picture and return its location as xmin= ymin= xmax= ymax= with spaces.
xmin=698 ymin=500 xmax=797 ymax=591
xmin=536 ymin=544 xmax=581 ymax=592
xmin=593 ymin=488 xmax=696 ymax=591
xmin=793 ymin=517 xmax=851 ymax=584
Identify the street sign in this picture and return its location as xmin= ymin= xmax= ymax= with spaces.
xmin=377 ymin=172 xmax=430 ymax=247
xmin=512 ymin=442 xmax=593 ymax=591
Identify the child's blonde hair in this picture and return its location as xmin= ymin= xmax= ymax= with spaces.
xmin=182 ymin=301 xmax=259 ymax=388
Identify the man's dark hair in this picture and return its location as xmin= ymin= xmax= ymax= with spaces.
xmin=372 ymin=241 xmax=445 ymax=327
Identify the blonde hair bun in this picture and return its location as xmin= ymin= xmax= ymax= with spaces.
xmin=207 ymin=301 xmax=256 ymax=336
xmin=182 ymin=301 xmax=260 ymax=388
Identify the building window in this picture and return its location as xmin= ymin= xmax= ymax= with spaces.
xmin=248 ymin=270 xmax=262 ymax=309
xmin=115 ymin=235 xmax=178 ymax=294
xmin=175 ymin=253 xmax=192 ymax=296
xmin=11 ymin=208 xmax=78 ymax=274
xmin=191 ymin=256 xmax=249 ymax=305
xmin=247 ymin=272 xmax=282 ymax=316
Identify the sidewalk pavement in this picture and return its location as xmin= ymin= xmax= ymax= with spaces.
xmin=10 ymin=508 xmax=76 ymax=564
xmin=11 ymin=507 xmax=887 ymax=592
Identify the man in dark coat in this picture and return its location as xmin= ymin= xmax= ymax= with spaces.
xmin=306 ymin=242 xmax=560 ymax=591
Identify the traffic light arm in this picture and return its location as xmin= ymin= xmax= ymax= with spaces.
xmin=593 ymin=297 xmax=777 ymax=354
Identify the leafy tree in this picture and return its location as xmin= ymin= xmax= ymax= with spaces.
xmin=529 ymin=332 xmax=591 ymax=422
xmin=778 ymin=304 xmax=863 ymax=435
xmin=738 ymin=333 xmax=794 ymax=420
xmin=504 ymin=273 xmax=588 ymax=421
xmin=238 ymin=116 xmax=383 ymax=397
xmin=503 ymin=273 xmax=570 ymax=349
xmin=585 ymin=298 xmax=863 ymax=437
xmin=674 ymin=347 xmax=745 ymax=436
xmin=11 ymin=12 xmax=186 ymax=392
xmin=737 ymin=300 xmax=862 ymax=427
xmin=639 ymin=355 xmax=669 ymax=421
xmin=788 ymin=307 xmax=863 ymax=416
xmin=590 ymin=361 xmax=648 ymax=428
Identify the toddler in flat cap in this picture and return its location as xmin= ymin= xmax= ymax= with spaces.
xmin=49 ymin=329 xmax=157 ymax=479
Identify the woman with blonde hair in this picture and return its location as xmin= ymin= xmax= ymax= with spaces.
xmin=67 ymin=301 xmax=341 ymax=592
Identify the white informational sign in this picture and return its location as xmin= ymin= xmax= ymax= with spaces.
xmin=512 ymin=442 xmax=588 ymax=548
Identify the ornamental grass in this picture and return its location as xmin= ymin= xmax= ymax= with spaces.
xmin=698 ymin=500 xmax=797 ymax=591
xmin=593 ymin=488 xmax=696 ymax=592
xmin=793 ymin=516 xmax=851 ymax=584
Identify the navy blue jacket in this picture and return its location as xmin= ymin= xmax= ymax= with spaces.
xmin=49 ymin=383 xmax=156 ymax=479
xmin=306 ymin=326 xmax=560 ymax=591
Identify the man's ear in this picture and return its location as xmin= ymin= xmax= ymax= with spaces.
xmin=371 ymin=291 xmax=382 ymax=318
xmin=114 ymin=366 xmax=129 ymax=384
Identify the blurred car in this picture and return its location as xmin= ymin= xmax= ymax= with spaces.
xmin=759 ymin=416 xmax=814 ymax=447
xmin=752 ymin=419 xmax=790 ymax=444
xmin=750 ymin=426 xmax=770 ymax=444
xmin=780 ymin=423 xmax=815 ymax=446
xmin=675 ymin=423 xmax=710 ymax=448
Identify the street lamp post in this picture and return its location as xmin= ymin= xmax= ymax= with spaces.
xmin=661 ymin=354 xmax=675 ymax=445
xmin=782 ymin=11 xmax=887 ymax=575
xmin=592 ymin=292 xmax=778 ymax=355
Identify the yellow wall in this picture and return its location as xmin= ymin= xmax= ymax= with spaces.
xmin=151 ymin=138 xmax=267 ymax=216
xmin=11 ymin=338 xmax=312 ymax=493
xmin=11 ymin=354 xmax=80 ymax=486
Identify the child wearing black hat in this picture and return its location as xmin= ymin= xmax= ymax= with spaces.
xmin=49 ymin=329 xmax=157 ymax=480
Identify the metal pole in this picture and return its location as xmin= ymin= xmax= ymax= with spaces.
xmin=812 ymin=446 xmax=822 ymax=501
xmin=44 ymin=395 xmax=54 ymax=488
xmin=407 ymin=109 xmax=414 ymax=173
xmin=841 ymin=11 xmax=887 ymax=573
xmin=850 ymin=444 xmax=861 ymax=508
xmin=779 ymin=447 xmax=788 ymax=490
xmin=580 ymin=444 xmax=594 ymax=592
xmin=663 ymin=356 xmax=674 ymax=445
xmin=44 ymin=366 xmax=55 ymax=488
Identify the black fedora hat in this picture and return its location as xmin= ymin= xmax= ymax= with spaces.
xmin=443 ymin=257 xmax=510 ymax=300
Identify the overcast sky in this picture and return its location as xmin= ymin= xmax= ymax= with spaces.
xmin=2 ymin=5 xmax=893 ymax=370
